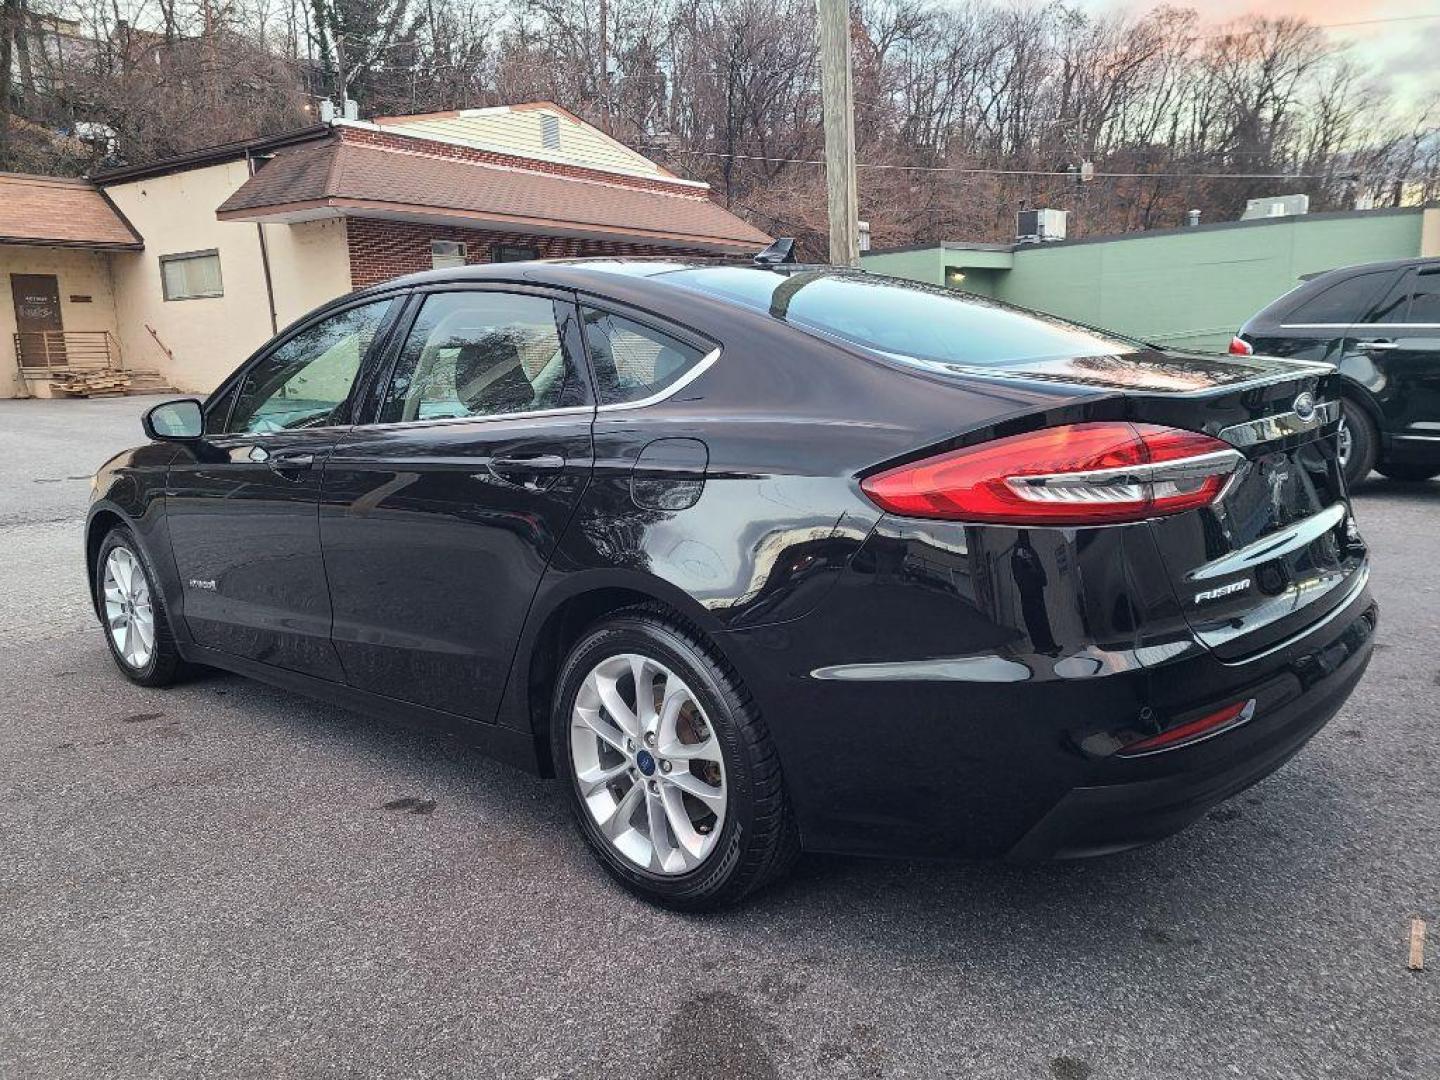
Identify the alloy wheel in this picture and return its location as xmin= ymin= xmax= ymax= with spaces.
xmin=1337 ymin=416 xmax=1352 ymax=468
xmin=102 ymin=546 xmax=155 ymax=671
xmin=570 ymin=652 xmax=727 ymax=875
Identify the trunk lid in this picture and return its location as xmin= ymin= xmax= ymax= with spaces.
xmin=1107 ymin=351 xmax=1363 ymax=660
xmin=970 ymin=348 xmax=1366 ymax=660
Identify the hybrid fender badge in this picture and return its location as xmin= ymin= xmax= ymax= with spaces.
xmin=1195 ymin=579 xmax=1250 ymax=604
xmin=187 ymin=578 xmax=217 ymax=591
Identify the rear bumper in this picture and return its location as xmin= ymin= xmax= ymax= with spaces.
xmin=721 ymin=539 xmax=1377 ymax=862
xmin=1006 ymin=598 xmax=1373 ymax=860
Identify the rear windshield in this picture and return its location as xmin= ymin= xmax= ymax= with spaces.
xmin=661 ymin=266 xmax=1138 ymax=368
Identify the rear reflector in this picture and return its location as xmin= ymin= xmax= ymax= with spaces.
xmin=1118 ymin=699 xmax=1257 ymax=757
xmin=860 ymin=422 xmax=1242 ymax=525
xmin=1228 ymin=335 xmax=1254 ymax=356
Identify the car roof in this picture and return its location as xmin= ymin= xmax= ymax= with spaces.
xmin=354 ymin=257 xmax=846 ymax=301
xmin=1302 ymin=255 xmax=1440 ymax=281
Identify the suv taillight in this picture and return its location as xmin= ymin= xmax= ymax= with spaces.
xmin=860 ymin=422 xmax=1241 ymax=525
xmin=1228 ymin=335 xmax=1253 ymax=356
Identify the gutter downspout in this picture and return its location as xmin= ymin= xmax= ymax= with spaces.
xmin=246 ymin=149 xmax=279 ymax=335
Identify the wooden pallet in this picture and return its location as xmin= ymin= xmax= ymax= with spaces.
xmin=48 ymin=370 xmax=134 ymax=397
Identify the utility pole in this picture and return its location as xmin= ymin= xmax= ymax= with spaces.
xmin=817 ymin=0 xmax=859 ymax=267
xmin=598 ymin=0 xmax=610 ymax=130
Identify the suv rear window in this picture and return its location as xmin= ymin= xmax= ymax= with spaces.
xmin=662 ymin=266 xmax=1137 ymax=368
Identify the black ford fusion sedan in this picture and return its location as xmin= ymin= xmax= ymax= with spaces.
xmin=87 ymin=256 xmax=1376 ymax=909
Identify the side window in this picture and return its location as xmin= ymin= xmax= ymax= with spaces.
xmin=1367 ymin=268 xmax=1440 ymax=325
xmin=1364 ymin=271 xmax=1415 ymax=324
xmin=581 ymin=307 xmax=709 ymax=406
xmin=1408 ymin=269 xmax=1440 ymax=323
xmin=228 ymin=299 xmax=393 ymax=434
xmin=1287 ymin=271 xmax=1394 ymax=325
xmin=379 ymin=291 xmax=577 ymax=424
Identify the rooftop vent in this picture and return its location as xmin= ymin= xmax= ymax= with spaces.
xmin=1240 ymin=194 xmax=1309 ymax=220
xmin=540 ymin=113 xmax=561 ymax=150
xmin=1016 ymin=208 xmax=1067 ymax=244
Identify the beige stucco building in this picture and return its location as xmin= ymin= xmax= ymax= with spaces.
xmin=0 ymin=103 xmax=769 ymax=399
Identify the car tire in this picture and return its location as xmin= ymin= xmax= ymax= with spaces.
xmin=1338 ymin=399 xmax=1378 ymax=490
xmin=95 ymin=526 xmax=189 ymax=688
xmin=1374 ymin=462 xmax=1440 ymax=482
xmin=551 ymin=607 xmax=799 ymax=910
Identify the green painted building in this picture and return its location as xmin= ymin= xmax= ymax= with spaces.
xmin=862 ymin=206 xmax=1440 ymax=353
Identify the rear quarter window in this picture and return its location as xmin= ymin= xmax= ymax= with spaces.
xmin=581 ymin=307 xmax=710 ymax=405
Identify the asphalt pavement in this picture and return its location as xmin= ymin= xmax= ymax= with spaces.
xmin=0 ymin=395 xmax=1435 ymax=1079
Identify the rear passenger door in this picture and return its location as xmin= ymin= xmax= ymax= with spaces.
xmin=1351 ymin=266 xmax=1440 ymax=436
xmin=319 ymin=286 xmax=594 ymax=721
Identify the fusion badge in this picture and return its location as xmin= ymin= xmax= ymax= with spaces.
xmin=1195 ymin=579 xmax=1251 ymax=604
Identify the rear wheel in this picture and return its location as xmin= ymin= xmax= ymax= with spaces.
xmin=1375 ymin=462 xmax=1440 ymax=482
xmin=552 ymin=609 xmax=798 ymax=910
xmin=95 ymin=527 xmax=188 ymax=687
xmin=1337 ymin=399 xmax=1377 ymax=490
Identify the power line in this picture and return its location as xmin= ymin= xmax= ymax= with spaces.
xmin=1291 ymin=13 xmax=1440 ymax=32
xmin=646 ymin=146 xmax=1423 ymax=182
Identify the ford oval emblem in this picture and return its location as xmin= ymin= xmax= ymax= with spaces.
xmin=1293 ymin=391 xmax=1316 ymax=421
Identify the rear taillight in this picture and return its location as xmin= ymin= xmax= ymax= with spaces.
xmin=1228 ymin=335 xmax=1253 ymax=356
xmin=1118 ymin=699 xmax=1256 ymax=757
xmin=860 ymin=422 xmax=1241 ymax=525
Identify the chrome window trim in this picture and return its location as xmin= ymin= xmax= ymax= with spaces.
xmin=1217 ymin=399 xmax=1340 ymax=448
xmin=349 ymin=404 xmax=595 ymax=433
xmin=1187 ymin=502 xmax=1347 ymax=582
xmin=1279 ymin=322 xmax=1440 ymax=330
xmin=343 ymin=345 xmax=723 ymax=431
xmin=594 ymin=346 xmax=722 ymax=413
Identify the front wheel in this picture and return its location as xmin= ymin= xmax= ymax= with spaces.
xmin=552 ymin=610 xmax=798 ymax=910
xmin=95 ymin=526 xmax=189 ymax=687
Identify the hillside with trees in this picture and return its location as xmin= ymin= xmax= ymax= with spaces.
xmin=0 ymin=0 xmax=1435 ymax=252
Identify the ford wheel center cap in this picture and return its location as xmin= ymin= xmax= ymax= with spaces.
xmin=635 ymin=749 xmax=656 ymax=776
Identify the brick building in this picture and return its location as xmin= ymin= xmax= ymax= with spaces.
xmin=0 ymin=103 xmax=770 ymax=397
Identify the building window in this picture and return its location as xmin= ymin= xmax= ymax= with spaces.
xmin=494 ymin=244 xmax=539 ymax=263
xmin=431 ymin=240 xmax=467 ymax=269
xmin=160 ymin=250 xmax=223 ymax=301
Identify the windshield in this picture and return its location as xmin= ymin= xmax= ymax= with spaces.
xmin=661 ymin=266 xmax=1139 ymax=368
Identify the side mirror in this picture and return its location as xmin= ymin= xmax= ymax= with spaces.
xmin=142 ymin=398 xmax=205 ymax=441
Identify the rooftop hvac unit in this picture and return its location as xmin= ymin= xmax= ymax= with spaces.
xmin=1016 ymin=208 xmax=1067 ymax=244
xmin=1240 ymin=194 xmax=1309 ymax=220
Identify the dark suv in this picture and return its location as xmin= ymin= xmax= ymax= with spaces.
xmin=1234 ymin=256 xmax=1440 ymax=488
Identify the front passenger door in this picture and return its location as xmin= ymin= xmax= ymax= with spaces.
xmin=166 ymin=297 xmax=399 ymax=679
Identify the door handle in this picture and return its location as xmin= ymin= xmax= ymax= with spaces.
xmin=1355 ymin=340 xmax=1399 ymax=351
xmin=487 ymin=454 xmax=566 ymax=491
xmin=267 ymin=450 xmax=315 ymax=475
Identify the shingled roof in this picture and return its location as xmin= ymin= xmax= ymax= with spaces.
xmin=216 ymin=130 xmax=771 ymax=253
xmin=0 ymin=173 xmax=142 ymax=249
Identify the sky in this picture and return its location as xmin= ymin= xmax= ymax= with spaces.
xmin=1085 ymin=0 xmax=1440 ymax=119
